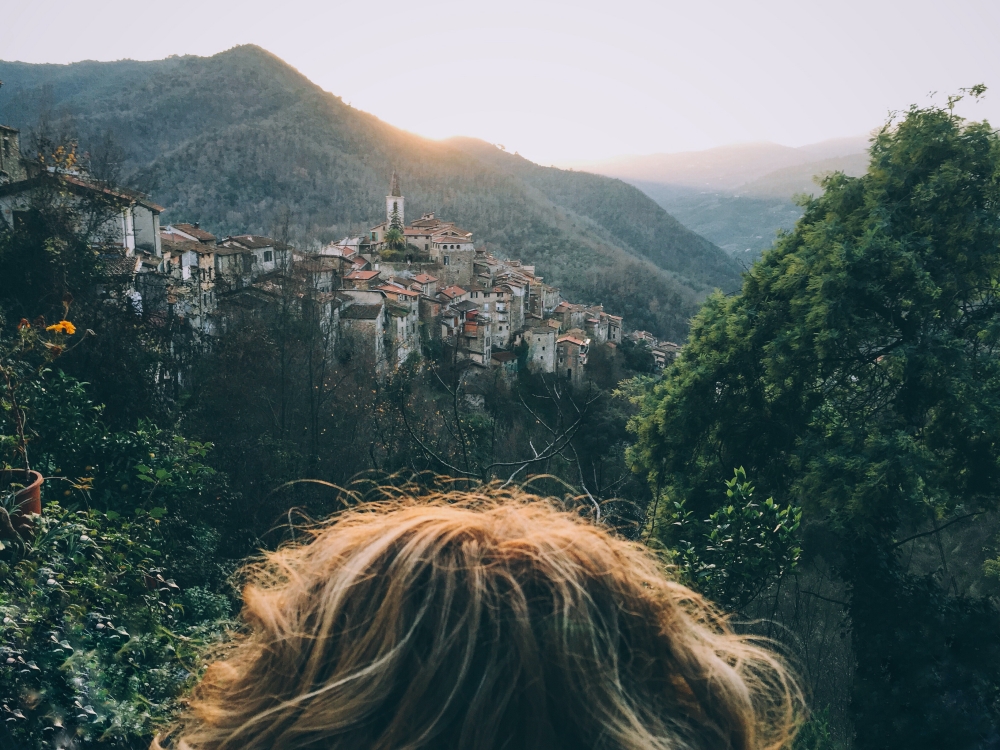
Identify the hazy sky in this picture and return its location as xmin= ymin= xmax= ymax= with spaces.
xmin=3 ymin=0 xmax=999 ymax=165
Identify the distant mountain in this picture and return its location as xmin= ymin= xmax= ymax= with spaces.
xmin=583 ymin=136 xmax=871 ymax=192
xmin=581 ymin=136 xmax=872 ymax=261
xmin=0 ymin=46 xmax=742 ymax=340
xmin=444 ymin=138 xmax=737 ymax=295
xmin=737 ymin=152 xmax=869 ymax=198
xmin=635 ymin=184 xmax=805 ymax=261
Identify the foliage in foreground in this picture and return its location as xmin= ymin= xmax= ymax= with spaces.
xmin=658 ymin=468 xmax=801 ymax=611
xmin=0 ymin=354 xmax=235 ymax=748
xmin=0 ymin=503 xmax=229 ymax=749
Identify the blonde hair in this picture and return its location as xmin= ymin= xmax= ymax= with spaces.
xmin=156 ymin=491 xmax=800 ymax=750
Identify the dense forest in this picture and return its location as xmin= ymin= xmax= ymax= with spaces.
xmin=0 ymin=45 xmax=741 ymax=341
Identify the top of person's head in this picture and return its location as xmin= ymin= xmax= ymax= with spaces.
xmin=156 ymin=491 xmax=800 ymax=750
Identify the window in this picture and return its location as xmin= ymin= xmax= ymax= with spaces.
xmin=371 ymin=231 xmax=377 ymax=240
xmin=425 ymin=244 xmax=429 ymax=250
xmin=263 ymin=250 xmax=274 ymax=262
xmin=443 ymin=256 xmax=451 ymax=266
xmin=567 ymin=369 xmax=572 ymax=379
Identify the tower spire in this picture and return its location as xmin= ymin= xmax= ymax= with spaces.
xmin=390 ymin=171 xmax=401 ymax=197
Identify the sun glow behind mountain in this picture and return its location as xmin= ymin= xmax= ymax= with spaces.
xmin=3 ymin=0 xmax=1000 ymax=165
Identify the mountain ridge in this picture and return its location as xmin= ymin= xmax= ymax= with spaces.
xmin=0 ymin=45 xmax=742 ymax=339
xmin=579 ymin=135 xmax=872 ymax=262
xmin=580 ymin=136 xmax=871 ymax=192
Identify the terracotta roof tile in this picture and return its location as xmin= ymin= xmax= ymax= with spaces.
xmin=171 ymin=223 xmax=216 ymax=242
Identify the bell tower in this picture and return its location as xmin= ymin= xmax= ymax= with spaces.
xmin=386 ymin=171 xmax=404 ymax=228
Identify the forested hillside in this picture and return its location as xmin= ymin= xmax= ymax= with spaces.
xmin=0 ymin=45 xmax=741 ymax=339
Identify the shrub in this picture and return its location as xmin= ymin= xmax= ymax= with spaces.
xmin=0 ymin=502 xmax=228 ymax=748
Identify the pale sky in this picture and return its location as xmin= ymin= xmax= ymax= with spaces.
xmin=2 ymin=0 xmax=999 ymax=165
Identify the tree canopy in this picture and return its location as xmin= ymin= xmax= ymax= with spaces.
xmin=631 ymin=99 xmax=1000 ymax=530
xmin=629 ymin=96 xmax=1000 ymax=749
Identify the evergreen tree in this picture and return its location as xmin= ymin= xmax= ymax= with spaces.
xmin=629 ymin=90 xmax=1000 ymax=749
xmin=382 ymin=206 xmax=405 ymax=257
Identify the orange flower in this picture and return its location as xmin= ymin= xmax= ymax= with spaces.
xmin=45 ymin=320 xmax=76 ymax=335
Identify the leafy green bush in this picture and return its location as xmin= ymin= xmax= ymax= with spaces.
xmin=0 ymin=502 xmax=228 ymax=749
xmin=659 ymin=468 xmax=801 ymax=611
xmin=9 ymin=368 xmax=241 ymax=592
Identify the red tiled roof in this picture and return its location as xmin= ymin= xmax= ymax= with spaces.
xmin=0 ymin=174 xmax=166 ymax=213
xmin=412 ymin=273 xmax=438 ymax=283
xmin=172 ymin=223 xmax=216 ymax=242
xmin=378 ymin=284 xmax=419 ymax=298
xmin=61 ymin=174 xmax=166 ymax=212
xmin=162 ymin=237 xmax=213 ymax=255
xmin=346 ymin=270 xmax=380 ymax=280
xmin=222 ymin=235 xmax=290 ymax=250
xmin=100 ymin=254 xmax=141 ymax=276
xmin=558 ymin=335 xmax=588 ymax=346
xmin=341 ymin=304 xmax=384 ymax=320
xmin=410 ymin=218 xmax=450 ymax=228
xmin=438 ymin=285 xmax=467 ymax=299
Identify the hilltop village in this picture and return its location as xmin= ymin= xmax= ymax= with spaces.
xmin=0 ymin=125 xmax=679 ymax=383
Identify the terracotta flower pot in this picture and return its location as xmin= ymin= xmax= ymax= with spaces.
xmin=2 ymin=469 xmax=43 ymax=517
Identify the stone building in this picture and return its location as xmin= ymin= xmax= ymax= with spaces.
xmin=607 ymin=314 xmax=623 ymax=344
xmin=0 ymin=125 xmax=27 ymax=184
xmin=368 ymin=175 xmax=476 ymax=287
xmin=0 ymin=172 xmax=163 ymax=258
xmin=339 ymin=291 xmax=388 ymax=372
xmin=526 ymin=323 xmax=556 ymax=374
xmin=557 ymin=332 xmax=590 ymax=386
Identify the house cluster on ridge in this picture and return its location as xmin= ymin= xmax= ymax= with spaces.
xmin=0 ymin=122 xmax=649 ymax=384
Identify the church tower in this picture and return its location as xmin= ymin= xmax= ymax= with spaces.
xmin=386 ymin=171 xmax=404 ymax=228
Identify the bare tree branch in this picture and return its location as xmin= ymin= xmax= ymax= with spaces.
xmin=800 ymin=589 xmax=849 ymax=607
xmin=569 ymin=441 xmax=600 ymax=522
xmin=891 ymin=511 xmax=985 ymax=548
xmin=399 ymin=395 xmax=479 ymax=478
